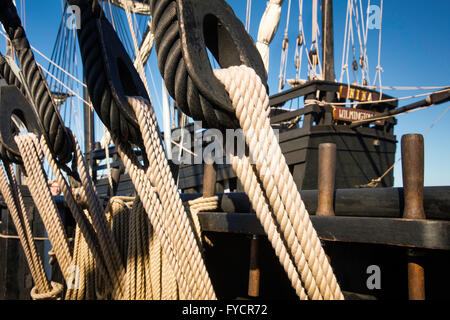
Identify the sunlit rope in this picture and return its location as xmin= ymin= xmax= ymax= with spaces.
xmin=278 ymin=0 xmax=291 ymax=92
xmin=245 ymin=0 xmax=252 ymax=32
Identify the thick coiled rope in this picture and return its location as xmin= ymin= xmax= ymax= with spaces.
xmin=150 ymin=0 xmax=240 ymax=130
xmin=214 ymin=65 xmax=344 ymax=300
xmin=0 ymin=54 xmax=29 ymax=164
xmin=0 ymin=0 xmax=74 ymax=164
xmin=0 ymin=53 xmax=26 ymax=97
xmin=67 ymin=0 xmax=143 ymax=147
xmin=107 ymin=197 xmax=178 ymax=300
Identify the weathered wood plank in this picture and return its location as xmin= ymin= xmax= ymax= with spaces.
xmin=197 ymin=212 xmax=450 ymax=250
xmin=180 ymin=186 xmax=450 ymax=220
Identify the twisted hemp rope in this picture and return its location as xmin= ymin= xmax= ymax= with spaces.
xmin=112 ymin=96 xmax=216 ymax=300
xmin=214 ymin=65 xmax=344 ymax=300
xmin=0 ymin=161 xmax=56 ymax=299
xmin=14 ymin=134 xmax=73 ymax=280
xmin=187 ymin=196 xmax=218 ymax=248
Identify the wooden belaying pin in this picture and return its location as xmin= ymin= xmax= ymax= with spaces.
xmin=248 ymin=234 xmax=260 ymax=298
xmin=401 ymin=134 xmax=426 ymax=300
xmin=316 ymin=143 xmax=336 ymax=216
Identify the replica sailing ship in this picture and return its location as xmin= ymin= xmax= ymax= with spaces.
xmin=0 ymin=0 xmax=449 ymax=301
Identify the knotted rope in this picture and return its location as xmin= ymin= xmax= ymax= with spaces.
xmin=30 ymin=281 xmax=64 ymax=300
xmin=214 ymin=65 xmax=344 ymax=300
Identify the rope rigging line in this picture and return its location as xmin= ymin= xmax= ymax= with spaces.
xmin=111 ymin=96 xmax=216 ymax=300
xmin=245 ymin=0 xmax=252 ymax=32
xmin=214 ymin=65 xmax=344 ymax=300
xmin=312 ymin=88 xmax=450 ymax=107
xmin=360 ymin=102 xmax=450 ymax=188
xmin=372 ymin=0 xmax=384 ymax=94
xmin=360 ymin=0 xmax=371 ymax=84
xmin=340 ymin=0 xmax=375 ymax=86
xmin=308 ymin=0 xmax=322 ymax=80
xmin=293 ymin=0 xmax=305 ymax=82
xmin=0 ymin=29 xmax=87 ymax=90
xmin=278 ymin=0 xmax=291 ymax=92
xmin=0 ymin=160 xmax=57 ymax=299
xmin=352 ymin=0 xmax=365 ymax=84
xmin=123 ymin=1 xmax=151 ymax=96
xmin=339 ymin=0 xmax=351 ymax=84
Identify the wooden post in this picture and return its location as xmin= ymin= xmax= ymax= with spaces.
xmin=203 ymin=162 xmax=216 ymax=198
xmin=248 ymin=235 xmax=260 ymax=298
xmin=401 ymin=134 xmax=426 ymax=300
xmin=316 ymin=143 xmax=336 ymax=216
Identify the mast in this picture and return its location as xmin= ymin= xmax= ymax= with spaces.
xmin=321 ymin=0 xmax=335 ymax=82
xmin=83 ymin=83 xmax=95 ymax=179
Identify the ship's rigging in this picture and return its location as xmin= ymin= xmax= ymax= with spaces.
xmin=0 ymin=0 xmax=449 ymax=302
xmin=0 ymin=0 xmax=448 ymax=182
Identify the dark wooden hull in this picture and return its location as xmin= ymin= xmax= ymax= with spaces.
xmin=177 ymin=124 xmax=396 ymax=193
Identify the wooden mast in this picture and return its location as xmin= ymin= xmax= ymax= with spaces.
xmin=321 ymin=0 xmax=335 ymax=82
xmin=321 ymin=0 xmax=336 ymax=124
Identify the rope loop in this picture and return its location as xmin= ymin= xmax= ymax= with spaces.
xmin=150 ymin=0 xmax=267 ymax=130
xmin=187 ymin=196 xmax=219 ymax=248
xmin=30 ymin=282 xmax=64 ymax=300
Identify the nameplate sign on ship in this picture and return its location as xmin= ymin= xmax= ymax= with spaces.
xmin=333 ymin=106 xmax=385 ymax=125
xmin=338 ymin=85 xmax=381 ymax=102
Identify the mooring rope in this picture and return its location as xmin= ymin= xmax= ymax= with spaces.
xmin=214 ymin=65 xmax=344 ymax=300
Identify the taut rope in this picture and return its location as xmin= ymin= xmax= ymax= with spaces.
xmin=214 ymin=65 xmax=344 ymax=300
xmin=111 ymin=96 xmax=216 ymax=300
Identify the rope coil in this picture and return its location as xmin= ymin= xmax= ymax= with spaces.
xmin=30 ymin=281 xmax=64 ymax=300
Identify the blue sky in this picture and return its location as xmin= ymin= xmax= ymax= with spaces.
xmin=1 ymin=0 xmax=449 ymax=187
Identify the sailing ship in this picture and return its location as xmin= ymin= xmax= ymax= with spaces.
xmin=0 ymin=0 xmax=449 ymax=301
